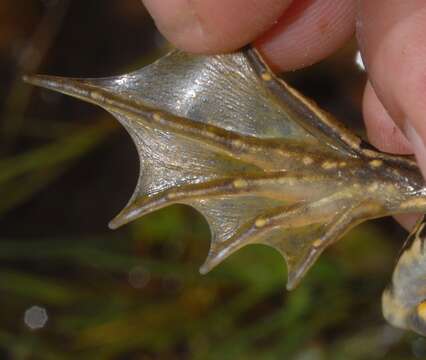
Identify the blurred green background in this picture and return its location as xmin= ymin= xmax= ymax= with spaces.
xmin=1 ymin=1 xmax=425 ymax=359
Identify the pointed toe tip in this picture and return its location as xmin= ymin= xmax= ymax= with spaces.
xmin=21 ymin=73 xmax=63 ymax=93
xmin=199 ymin=265 xmax=209 ymax=275
xmin=22 ymin=74 xmax=31 ymax=83
xmin=199 ymin=258 xmax=215 ymax=275
xmin=286 ymin=280 xmax=297 ymax=291
xmin=199 ymin=257 xmax=216 ymax=274
xmin=199 ymin=249 xmax=224 ymax=275
xmin=108 ymin=222 xmax=117 ymax=230
xmin=108 ymin=218 xmax=121 ymax=230
xmin=108 ymin=210 xmax=133 ymax=230
xmin=22 ymin=74 xmax=45 ymax=86
xmin=286 ymin=270 xmax=303 ymax=291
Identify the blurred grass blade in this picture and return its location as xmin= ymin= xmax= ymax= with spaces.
xmin=0 ymin=121 xmax=113 ymax=214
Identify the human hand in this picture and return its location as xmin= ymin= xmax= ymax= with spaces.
xmin=142 ymin=0 xmax=426 ymax=227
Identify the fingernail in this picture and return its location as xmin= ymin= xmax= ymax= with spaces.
xmin=405 ymin=122 xmax=426 ymax=179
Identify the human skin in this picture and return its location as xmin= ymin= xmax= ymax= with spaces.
xmin=142 ymin=0 xmax=426 ymax=228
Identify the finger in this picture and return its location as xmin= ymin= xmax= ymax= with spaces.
xmin=143 ymin=0 xmax=357 ymax=71
xmin=395 ymin=214 xmax=420 ymax=231
xmin=142 ymin=0 xmax=293 ymax=53
xmin=255 ymin=0 xmax=356 ymax=71
xmin=357 ymin=1 xmax=426 ymax=177
xmin=363 ymin=81 xmax=413 ymax=155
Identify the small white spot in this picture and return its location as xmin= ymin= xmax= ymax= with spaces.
xmin=24 ymin=306 xmax=48 ymax=330
xmin=128 ymin=266 xmax=150 ymax=289
xmin=355 ymin=50 xmax=365 ymax=71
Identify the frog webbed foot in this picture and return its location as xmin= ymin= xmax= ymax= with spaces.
xmin=24 ymin=47 xmax=388 ymax=292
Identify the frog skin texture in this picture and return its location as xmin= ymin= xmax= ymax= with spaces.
xmin=24 ymin=46 xmax=426 ymax=336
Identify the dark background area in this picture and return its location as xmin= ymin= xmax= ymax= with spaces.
xmin=0 ymin=1 xmax=424 ymax=359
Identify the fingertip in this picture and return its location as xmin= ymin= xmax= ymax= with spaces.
xmin=255 ymin=0 xmax=356 ymax=71
xmin=142 ymin=0 xmax=292 ymax=53
xmin=395 ymin=214 xmax=420 ymax=231
xmin=143 ymin=0 xmax=357 ymax=71
xmin=363 ymin=82 xmax=413 ymax=155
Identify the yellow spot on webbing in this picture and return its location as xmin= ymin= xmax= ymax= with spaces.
xmin=363 ymin=149 xmax=378 ymax=157
xmin=90 ymin=91 xmax=104 ymax=101
xmin=276 ymin=149 xmax=290 ymax=157
xmin=340 ymin=133 xmax=361 ymax=148
xmin=232 ymin=139 xmax=243 ymax=149
xmin=401 ymin=198 xmax=426 ymax=210
xmin=167 ymin=192 xmax=178 ymax=200
xmin=339 ymin=161 xmax=347 ymax=168
xmin=153 ymin=112 xmax=162 ymax=121
xmin=255 ymin=218 xmax=267 ymax=228
xmin=322 ymin=161 xmax=337 ymax=170
xmin=369 ymin=159 xmax=383 ymax=168
xmin=313 ymin=239 xmax=322 ymax=248
xmin=261 ymin=72 xmax=272 ymax=81
xmin=417 ymin=301 xmax=426 ymax=321
xmin=233 ymin=178 xmax=248 ymax=189
xmin=367 ymin=182 xmax=379 ymax=192
xmin=303 ymin=156 xmax=313 ymax=165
